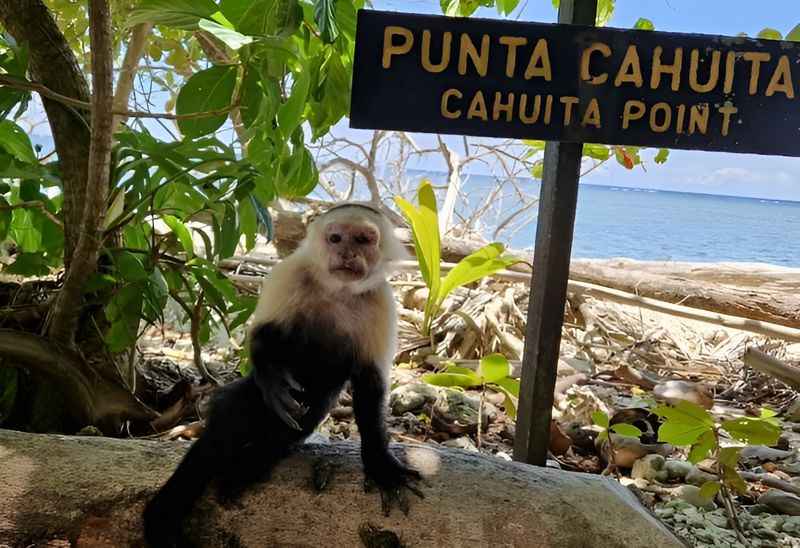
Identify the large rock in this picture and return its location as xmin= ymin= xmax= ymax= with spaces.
xmin=0 ymin=429 xmax=684 ymax=547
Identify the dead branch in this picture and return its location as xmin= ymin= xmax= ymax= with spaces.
xmin=742 ymin=348 xmax=800 ymax=390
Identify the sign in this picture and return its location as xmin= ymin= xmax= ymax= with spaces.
xmin=351 ymin=10 xmax=800 ymax=157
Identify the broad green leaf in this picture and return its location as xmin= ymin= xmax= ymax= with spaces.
xmin=217 ymin=202 xmax=239 ymax=259
xmin=658 ymin=419 xmax=709 ymax=446
xmin=610 ymin=423 xmax=643 ymax=438
xmin=688 ymin=430 xmax=716 ymax=463
xmin=493 ymin=376 xmax=520 ymax=398
xmin=239 ymin=0 xmax=302 ymax=37
xmin=4 ymin=252 xmax=48 ymax=275
xmin=721 ymin=416 xmax=781 ymax=446
xmin=721 ymin=463 xmax=748 ymax=494
xmin=653 ymin=401 xmax=715 ymax=428
xmin=757 ymin=28 xmax=782 ymax=40
xmin=531 ymin=162 xmax=544 ymax=179
xmin=718 ymin=446 xmax=742 ymax=468
xmin=162 ymin=214 xmax=194 ymax=258
xmin=239 ymin=197 xmax=258 ymax=251
xmin=787 ymin=24 xmax=800 ymax=42
xmin=105 ymin=316 xmax=139 ymax=352
xmin=198 ymin=19 xmax=252 ymax=50
xmin=115 ymin=251 xmax=148 ymax=282
xmin=314 ymin=0 xmax=339 ymax=43
xmin=128 ymin=0 xmax=218 ymax=29
xmin=0 ymin=121 xmax=36 ymax=163
xmin=176 ymin=65 xmax=237 ymax=138
xmin=699 ymin=481 xmax=721 ymax=502
xmin=634 ymin=18 xmax=654 ymax=31
xmin=394 ymin=180 xmax=441 ymax=296
xmin=239 ymin=67 xmax=264 ymax=129
xmin=277 ymin=66 xmax=311 ymax=138
xmin=439 ymin=243 xmax=522 ymax=304
xmin=496 ymin=0 xmax=520 ymax=16
xmin=10 ymin=209 xmax=42 ymax=252
xmin=478 ymin=353 xmax=510 ymax=384
xmin=595 ymin=0 xmax=615 ymax=26
xmin=592 ymin=410 xmax=610 ymax=429
xmin=103 ymin=189 xmax=125 ymax=231
xmin=0 ymin=196 xmax=11 ymax=241
xmin=654 ymin=148 xmax=669 ymax=164
xmin=442 ymin=364 xmax=481 ymax=376
xmin=219 ymin=0 xmax=251 ymax=26
xmin=421 ymin=372 xmax=480 ymax=388
xmin=583 ymin=143 xmax=610 ymax=161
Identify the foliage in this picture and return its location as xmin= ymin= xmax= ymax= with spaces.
xmin=592 ymin=410 xmax=643 ymax=442
xmin=652 ymin=401 xmax=781 ymax=503
xmin=422 ymin=353 xmax=520 ymax=418
xmin=395 ymin=180 xmax=523 ymax=337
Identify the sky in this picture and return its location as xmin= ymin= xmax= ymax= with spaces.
xmin=356 ymin=0 xmax=800 ymax=201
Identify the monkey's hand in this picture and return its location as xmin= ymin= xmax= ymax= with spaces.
xmin=364 ymin=454 xmax=424 ymax=516
xmin=257 ymin=369 xmax=307 ymax=431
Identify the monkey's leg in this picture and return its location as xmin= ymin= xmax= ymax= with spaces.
xmin=352 ymin=365 xmax=423 ymax=516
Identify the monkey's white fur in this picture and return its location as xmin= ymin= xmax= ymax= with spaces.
xmin=252 ymin=204 xmax=406 ymax=371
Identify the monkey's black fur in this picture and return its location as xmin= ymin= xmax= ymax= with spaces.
xmin=143 ymin=318 xmax=419 ymax=547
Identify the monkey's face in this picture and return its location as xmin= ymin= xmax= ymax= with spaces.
xmin=324 ymin=220 xmax=382 ymax=282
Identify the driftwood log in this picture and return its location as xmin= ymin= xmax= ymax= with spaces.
xmin=0 ymin=429 xmax=683 ymax=547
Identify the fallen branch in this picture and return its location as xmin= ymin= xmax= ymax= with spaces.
xmin=742 ymin=348 xmax=800 ymax=390
xmin=0 ymin=430 xmax=683 ymax=547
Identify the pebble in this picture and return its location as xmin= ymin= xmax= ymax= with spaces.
xmin=675 ymin=485 xmax=717 ymax=509
xmin=442 ymin=436 xmax=479 ymax=452
xmin=758 ymin=489 xmax=800 ymax=516
xmin=631 ymin=454 xmax=668 ymax=482
xmin=665 ymin=459 xmax=694 ymax=480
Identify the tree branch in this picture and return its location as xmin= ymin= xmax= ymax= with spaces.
xmin=0 ymin=200 xmax=63 ymax=227
xmin=47 ymin=0 xmax=114 ymax=346
xmin=112 ymin=22 xmax=153 ymax=131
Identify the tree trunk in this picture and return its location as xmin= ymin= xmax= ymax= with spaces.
xmin=0 ymin=430 xmax=684 ymax=547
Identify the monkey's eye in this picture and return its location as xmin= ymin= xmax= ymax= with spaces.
xmin=328 ymin=234 xmax=342 ymax=244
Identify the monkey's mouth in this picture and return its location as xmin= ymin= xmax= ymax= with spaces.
xmin=331 ymin=264 xmax=366 ymax=279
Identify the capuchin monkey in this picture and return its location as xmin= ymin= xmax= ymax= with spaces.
xmin=143 ymin=203 xmax=422 ymax=547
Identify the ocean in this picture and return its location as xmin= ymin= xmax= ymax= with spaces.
xmin=405 ymin=171 xmax=800 ymax=267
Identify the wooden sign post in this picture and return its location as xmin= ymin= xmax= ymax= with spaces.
xmin=350 ymin=0 xmax=800 ymax=465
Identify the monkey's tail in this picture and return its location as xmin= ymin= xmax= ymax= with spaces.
xmin=143 ymin=435 xmax=217 ymax=547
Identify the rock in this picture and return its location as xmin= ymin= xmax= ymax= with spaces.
xmin=685 ymin=467 xmax=718 ymax=487
xmin=748 ymin=504 xmax=777 ymax=516
xmin=665 ymin=459 xmax=693 ymax=480
xmin=430 ymin=389 xmax=496 ymax=435
xmin=758 ymin=489 xmax=800 ymax=516
xmin=389 ymin=383 xmax=439 ymax=415
xmin=781 ymin=515 xmax=800 ymax=534
xmin=442 ymin=436 xmax=478 ymax=452
xmin=740 ymin=445 xmax=795 ymax=465
xmin=675 ymin=485 xmax=717 ymax=509
xmin=558 ymin=357 xmax=594 ymax=376
xmin=779 ymin=461 xmax=800 ymax=475
xmin=784 ymin=398 xmax=800 ymax=422
xmin=632 ymin=454 xmax=668 ymax=482
xmin=653 ymin=380 xmax=714 ymax=409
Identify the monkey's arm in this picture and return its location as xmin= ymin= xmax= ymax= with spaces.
xmin=352 ymin=364 xmax=423 ymax=515
xmin=250 ymin=322 xmax=307 ymax=430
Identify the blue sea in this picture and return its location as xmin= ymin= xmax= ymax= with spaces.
xmin=406 ymin=171 xmax=800 ymax=267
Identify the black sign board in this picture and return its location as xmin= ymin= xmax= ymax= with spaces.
xmin=351 ymin=9 xmax=800 ymax=157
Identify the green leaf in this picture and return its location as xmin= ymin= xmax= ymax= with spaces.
xmin=654 ymin=148 xmax=669 ymax=164
xmin=610 ymin=423 xmax=643 ymax=438
xmin=698 ymin=481 xmax=721 ymax=502
xmin=239 ymin=67 xmax=264 ymax=129
xmin=4 ymin=251 xmax=48 ymax=275
xmin=238 ymin=0 xmax=302 ymax=37
xmin=162 ymin=214 xmax=194 ymax=258
xmin=103 ymin=189 xmax=125 ymax=231
xmin=128 ymin=0 xmax=218 ymax=29
xmin=653 ymin=400 xmax=715 ymax=427
xmin=633 ymin=18 xmax=654 ymax=31
xmin=10 ymin=209 xmax=42 ymax=252
xmin=496 ymin=0 xmax=520 ymax=16
xmin=115 ymin=251 xmax=148 ymax=282
xmin=0 ymin=196 xmax=11 ymax=241
xmin=721 ymin=416 xmax=782 ymax=446
xmin=0 ymin=121 xmax=37 ymax=163
xmin=239 ymin=197 xmax=258 ymax=251
xmin=583 ymin=143 xmax=610 ymax=161
xmin=217 ymin=202 xmax=239 ymax=259
xmin=198 ymin=19 xmax=253 ymax=50
xmin=421 ymin=372 xmax=480 ymax=388
xmin=314 ymin=0 xmax=339 ymax=43
xmin=757 ymin=28 xmax=782 ymax=41
xmin=439 ymin=243 xmax=522 ymax=304
xmin=592 ymin=410 xmax=610 ymax=429
xmin=394 ymin=180 xmax=441 ymax=297
xmin=478 ymin=353 xmax=510 ymax=384
xmin=595 ymin=0 xmax=615 ymax=26
xmin=787 ymin=24 xmax=800 ymax=42
xmin=277 ymin=66 xmax=311 ymax=138
xmin=175 ymin=65 xmax=236 ymax=138
xmin=719 ymin=446 xmax=742 ymax=469
xmin=658 ymin=420 xmax=709 ymax=446
xmin=654 ymin=400 xmax=715 ymax=446
xmin=531 ymin=162 xmax=544 ymax=179
xmin=688 ymin=430 xmax=717 ymax=464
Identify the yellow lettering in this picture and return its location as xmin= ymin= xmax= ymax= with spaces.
xmin=519 ymin=94 xmax=541 ymax=124
xmin=622 ymin=100 xmax=646 ymax=129
xmin=615 ymin=45 xmax=644 ymax=88
xmin=743 ymin=52 xmax=771 ymax=95
xmin=524 ymin=39 xmax=552 ymax=81
xmin=441 ymin=88 xmax=462 ymax=119
xmin=581 ymin=98 xmax=602 ymax=128
xmin=467 ymin=90 xmax=488 ymax=120
xmin=723 ymin=51 xmax=736 ymax=94
xmin=675 ymin=104 xmax=686 ymax=134
xmin=458 ymin=33 xmax=490 ymax=76
xmin=422 ymin=30 xmax=452 ymax=73
xmin=543 ymin=94 xmax=553 ymax=124
xmin=499 ymin=36 xmax=527 ymax=78
xmin=688 ymin=103 xmax=709 ymax=135
xmin=493 ymin=92 xmax=515 ymax=121
xmin=651 ymin=46 xmax=683 ymax=91
xmin=766 ymin=55 xmax=795 ymax=98
xmin=580 ymin=42 xmax=611 ymax=85
xmin=560 ymin=96 xmax=579 ymax=126
xmin=382 ymin=26 xmax=413 ymax=69
xmin=649 ymin=102 xmax=672 ymax=133
xmin=689 ymin=49 xmax=720 ymax=93
xmin=718 ymin=101 xmax=738 ymax=136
